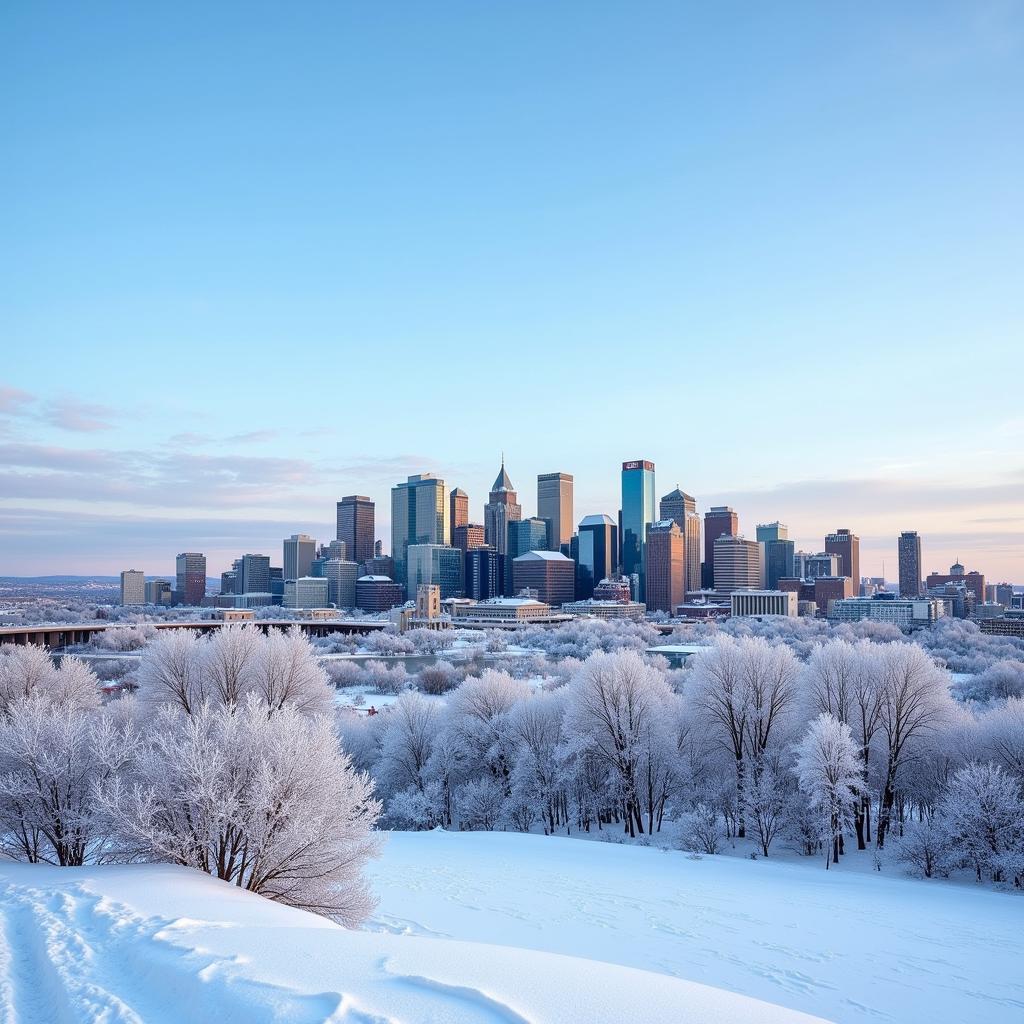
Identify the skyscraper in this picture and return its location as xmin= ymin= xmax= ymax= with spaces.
xmin=321 ymin=558 xmax=359 ymax=608
xmin=660 ymin=487 xmax=701 ymax=594
xmin=621 ymin=459 xmax=656 ymax=600
xmin=712 ymin=535 xmax=763 ymax=591
xmin=453 ymin=523 xmax=485 ymax=555
xmin=449 ymin=488 xmax=469 ymax=534
xmin=484 ymin=459 xmax=521 ymax=559
xmin=406 ymin=543 xmax=463 ymax=599
xmin=391 ymin=474 xmax=449 ymax=596
xmin=336 ymin=495 xmax=375 ymax=565
xmin=575 ymin=514 xmax=618 ymax=599
xmin=703 ymin=506 xmax=738 ymax=588
xmin=465 ymin=545 xmax=503 ymax=600
xmin=120 ymin=569 xmax=145 ymax=606
xmin=506 ymin=517 xmax=550 ymax=594
xmin=825 ymin=528 xmax=860 ymax=589
xmin=282 ymin=534 xmax=316 ymax=581
xmin=537 ymin=472 xmax=573 ymax=551
xmin=756 ymin=523 xmax=794 ymax=590
xmin=646 ymin=520 xmax=684 ymax=614
xmin=238 ymin=553 xmax=271 ymax=595
xmin=898 ymin=531 xmax=923 ymax=598
xmin=174 ymin=551 xmax=206 ymax=606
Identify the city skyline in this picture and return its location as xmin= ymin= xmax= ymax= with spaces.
xmin=2 ymin=4 xmax=1022 ymax=580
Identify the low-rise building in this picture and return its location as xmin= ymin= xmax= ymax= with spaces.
xmin=830 ymin=597 xmax=945 ymax=628
xmin=283 ymin=577 xmax=329 ymax=609
xmin=450 ymin=597 xmax=572 ymax=626
xmin=731 ymin=590 xmax=798 ymax=618
xmin=561 ymin=599 xmax=647 ymax=620
xmin=512 ymin=551 xmax=575 ymax=607
xmin=354 ymin=575 xmax=404 ymax=612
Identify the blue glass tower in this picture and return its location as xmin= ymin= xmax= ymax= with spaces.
xmin=620 ymin=460 xmax=656 ymax=600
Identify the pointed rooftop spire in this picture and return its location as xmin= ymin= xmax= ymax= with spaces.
xmin=492 ymin=454 xmax=514 ymax=492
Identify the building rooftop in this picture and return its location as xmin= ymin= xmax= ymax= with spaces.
xmin=514 ymin=550 xmax=572 ymax=562
xmin=476 ymin=597 xmax=547 ymax=608
xmin=579 ymin=513 xmax=616 ymax=528
xmin=357 ymin=575 xmax=395 ymax=582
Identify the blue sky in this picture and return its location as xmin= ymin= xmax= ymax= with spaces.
xmin=2 ymin=2 xmax=1022 ymax=580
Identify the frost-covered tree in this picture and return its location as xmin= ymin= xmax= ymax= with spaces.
xmin=687 ymin=636 xmax=799 ymax=837
xmin=563 ymin=650 xmax=678 ymax=837
xmin=875 ymin=644 xmax=953 ymax=847
xmin=978 ymin=698 xmax=1024 ymax=783
xmin=251 ymin=627 xmax=334 ymax=716
xmin=743 ymin=754 xmax=790 ymax=857
xmin=795 ymin=713 xmax=861 ymax=867
xmin=895 ymin=818 xmax=951 ymax=879
xmin=102 ymin=694 xmax=381 ymax=925
xmin=0 ymin=646 xmax=100 ymax=716
xmin=377 ymin=691 xmax=442 ymax=805
xmin=507 ymin=690 xmax=567 ymax=834
xmin=0 ymin=697 xmax=138 ymax=865
xmin=937 ymin=761 xmax=1024 ymax=884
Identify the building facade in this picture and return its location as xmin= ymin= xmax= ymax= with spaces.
xmin=483 ymin=460 xmax=522 ymax=559
xmin=175 ymin=551 xmax=207 ymax=606
xmin=284 ymin=577 xmax=329 ymax=609
xmin=645 ymin=520 xmax=684 ymax=614
xmin=391 ymin=474 xmax=449 ymax=596
xmin=145 ymin=579 xmax=172 ymax=605
xmin=282 ymin=534 xmax=316 ymax=582
xmin=831 ymin=597 xmax=944 ymax=628
xmin=337 ymin=496 xmax=375 ymax=565
xmin=453 ymin=523 xmax=486 ymax=555
xmin=465 ymin=545 xmax=503 ymax=601
xmin=238 ymin=554 xmax=271 ymax=595
xmin=512 ymin=550 xmax=576 ymax=607
xmin=575 ymin=514 xmax=617 ymax=599
xmin=731 ymin=590 xmax=798 ymax=617
xmin=825 ymin=528 xmax=860 ymax=589
xmin=506 ymin=517 xmax=549 ymax=594
xmin=703 ymin=506 xmax=738 ymax=588
xmin=537 ymin=472 xmax=574 ymax=551
xmin=621 ymin=459 xmax=656 ymax=600
xmin=814 ymin=575 xmax=854 ymax=616
xmin=449 ymin=488 xmax=469 ymax=534
xmin=120 ymin=569 xmax=145 ymax=606
xmin=712 ymin=535 xmax=762 ymax=591
xmin=321 ymin=558 xmax=359 ymax=608
xmin=406 ymin=543 xmax=463 ymax=599
xmin=659 ymin=488 xmax=701 ymax=593
xmin=355 ymin=575 xmax=404 ymax=612
xmin=898 ymin=531 xmax=922 ymax=598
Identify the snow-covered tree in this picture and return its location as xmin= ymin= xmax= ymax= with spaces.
xmin=795 ymin=713 xmax=862 ymax=867
xmin=875 ymin=643 xmax=953 ymax=848
xmin=102 ymin=694 xmax=381 ymax=925
xmin=0 ymin=697 xmax=138 ymax=865
xmin=937 ymin=761 xmax=1024 ymax=884
xmin=0 ymin=646 xmax=100 ymax=715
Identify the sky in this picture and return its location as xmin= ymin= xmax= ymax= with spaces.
xmin=1 ymin=1 xmax=1022 ymax=582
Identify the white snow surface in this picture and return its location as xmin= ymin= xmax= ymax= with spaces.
xmin=368 ymin=831 xmax=1024 ymax=1024
xmin=0 ymin=856 xmax=823 ymax=1024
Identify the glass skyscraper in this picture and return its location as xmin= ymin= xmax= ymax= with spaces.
xmin=391 ymin=474 xmax=449 ymax=596
xmin=620 ymin=460 xmax=655 ymax=600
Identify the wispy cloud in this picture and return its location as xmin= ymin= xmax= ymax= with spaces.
xmin=0 ymin=386 xmax=34 ymax=415
xmin=42 ymin=396 xmax=117 ymax=432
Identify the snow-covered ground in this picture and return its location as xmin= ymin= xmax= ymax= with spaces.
xmin=0 ymin=858 xmax=823 ymax=1024
xmin=369 ymin=831 xmax=1024 ymax=1024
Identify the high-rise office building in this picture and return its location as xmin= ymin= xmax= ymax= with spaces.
xmin=712 ymin=535 xmax=763 ymax=591
xmin=220 ymin=569 xmax=237 ymax=596
xmin=175 ymin=552 xmax=206 ymax=606
xmin=120 ymin=569 xmax=145 ymax=606
xmin=453 ymin=523 xmax=486 ymax=555
xmin=537 ymin=472 xmax=573 ymax=551
xmin=465 ymin=545 xmax=503 ymax=601
xmin=238 ymin=554 xmax=271 ymax=595
xmin=145 ymin=579 xmax=172 ymax=605
xmin=660 ymin=488 xmax=701 ymax=593
xmin=449 ymin=488 xmax=469 ymax=534
xmin=355 ymin=576 xmax=404 ymax=612
xmin=284 ymin=577 xmax=329 ymax=609
xmin=336 ymin=496 xmax=375 ymax=566
xmin=646 ymin=520 xmax=684 ymax=614
xmin=512 ymin=551 xmax=575 ymax=606
xmin=621 ymin=460 xmax=656 ymax=601
xmin=575 ymin=514 xmax=618 ymax=599
xmin=703 ymin=507 xmax=738 ymax=588
xmin=282 ymin=534 xmax=316 ymax=582
xmin=756 ymin=524 xmax=794 ymax=590
xmin=506 ymin=517 xmax=550 ymax=594
xmin=825 ymin=528 xmax=860 ymax=589
xmin=805 ymin=553 xmax=841 ymax=579
xmin=319 ymin=539 xmax=346 ymax=561
xmin=391 ymin=474 xmax=449 ymax=595
xmin=406 ymin=544 xmax=463 ymax=599
xmin=484 ymin=459 xmax=521 ymax=559
xmin=898 ymin=531 xmax=922 ymax=598
xmin=321 ymin=558 xmax=359 ymax=608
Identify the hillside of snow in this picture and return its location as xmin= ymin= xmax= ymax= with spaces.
xmin=0 ymin=858 xmax=823 ymax=1024
xmin=368 ymin=830 xmax=1024 ymax=1024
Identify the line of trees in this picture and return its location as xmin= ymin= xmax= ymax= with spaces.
xmin=341 ymin=634 xmax=1024 ymax=883
xmin=0 ymin=628 xmax=380 ymax=926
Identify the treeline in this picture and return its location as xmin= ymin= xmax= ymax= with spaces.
xmin=341 ymin=635 xmax=1024 ymax=883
